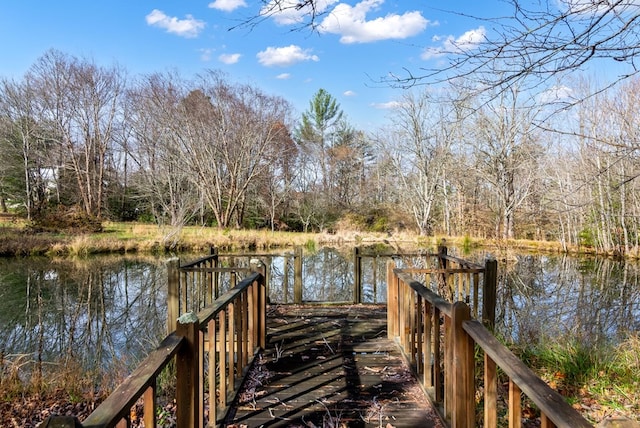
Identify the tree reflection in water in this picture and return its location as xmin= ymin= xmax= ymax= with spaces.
xmin=495 ymin=254 xmax=640 ymax=346
xmin=0 ymin=256 xmax=167 ymax=389
xmin=0 ymin=249 xmax=638 ymax=389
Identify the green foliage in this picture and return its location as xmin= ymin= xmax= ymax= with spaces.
xmin=105 ymin=184 xmax=144 ymax=221
xmin=279 ymin=214 xmax=304 ymax=232
xmin=535 ymin=340 xmax=600 ymax=384
xmin=338 ymin=208 xmax=398 ymax=233
xmin=136 ymin=212 xmax=156 ymax=223
xmin=296 ymin=88 xmax=344 ymax=144
xmin=578 ymin=228 xmax=595 ymax=248
xmin=371 ymin=216 xmax=388 ymax=233
xmin=462 ymin=235 xmax=475 ymax=254
xmin=304 ymin=239 xmax=317 ymax=252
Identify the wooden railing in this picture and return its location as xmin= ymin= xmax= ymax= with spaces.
xmin=167 ymin=248 xmax=268 ymax=332
xmin=387 ymin=262 xmax=592 ymax=428
xmin=42 ymin=271 xmax=267 ymax=428
xmin=371 ymin=245 xmax=497 ymax=325
xmin=171 ymin=245 xmax=490 ymax=308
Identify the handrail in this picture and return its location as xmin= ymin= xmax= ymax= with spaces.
xmin=179 ymin=254 xmax=217 ymax=269
xmin=395 ymin=270 xmax=452 ymax=315
xmin=42 ymin=270 xmax=267 ymax=428
xmin=439 ymin=253 xmax=484 ymax=269
xmin=399 ymin=267 xmax=485 ymax=274
xmin=463 ymin=319 xmax=592 ymax=428
xmin=388 ymin=260 xmax=592 ymax=428
xmin=81 ymin=334 xmax=184 ymax=428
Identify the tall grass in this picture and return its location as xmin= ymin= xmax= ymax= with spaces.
xmin=514 ymin=334 xmax=640 ymax=421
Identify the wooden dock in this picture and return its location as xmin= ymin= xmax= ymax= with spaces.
xmin=225 ymin=304 xmax=445 ymax=428
xmin=41 ymin=250 xmax=594 ymax=428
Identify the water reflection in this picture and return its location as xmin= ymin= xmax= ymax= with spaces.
xmin=497 ymin=254 xmax=640 ymax=346
xmin=0 ymin=256 xmax=167 ymax=385
xmin=0 ymin=248 xmax=638 ymax=388
xmin=264 ymin=248 xmax=389 ymax=303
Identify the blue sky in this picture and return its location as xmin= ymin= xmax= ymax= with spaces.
xmin=0 ymin=1 xmax=503 ymax=129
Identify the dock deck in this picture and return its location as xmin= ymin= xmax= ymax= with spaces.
xmin=225 ymin=304 xmax=444 ymax=427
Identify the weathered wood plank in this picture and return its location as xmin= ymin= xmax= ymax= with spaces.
xmin=226 ymin=305 xmax=445 ymax=428
xmin=464 ymin=319 xmax=592 ymax=428
xmin=82 ymin=334 xmax=183 ymax=428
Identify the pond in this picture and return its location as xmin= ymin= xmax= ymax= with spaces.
xmin=0 ymin=248 xmax=638 ymax=387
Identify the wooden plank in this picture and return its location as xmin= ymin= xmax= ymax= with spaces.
xmin=176 ymin=320 xmax=199 ymax=428
xmin=195 ymin=273 xmax=261 ymax=328
xmin=218 ymin=309 xmax=227 ymax=407
xmin=180 ymin=267 xmax=253 ymax=273
xmin=464 ymin=319 xmax=591 ymax=427
xmin=509 ymin=379 xmax=522 ymax=428
xmin=167 ymin=260 xmax=179 ymax=334
xmin=82 ymin=334 xmax=183 ymax=428
xmin=143 ymin=383 xmax=156 ymax=428
xmin=228 ymin=302 xmax=235 ymax=388
xmin=227 ymin=305 xmax=442 ymax=428
xmin=208 ymin=318 xmax=217 ymax=427
xmin=424 ymin=301 xmax=432 ymax=388
xmin=400 ymin=267 xmax=485 ymax=274
xmin=485 ymin=354 xmax=497 ymax=428
xmin=452 ymin=302 xmax=474 ymax=428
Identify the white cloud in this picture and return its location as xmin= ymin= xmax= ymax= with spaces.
xmin=538 ymin=85 xmax=574 ymax=103
xmin=371 ymin=101 xmax=402 ymax=109
xmin=219 ymin=53 xmax=242 ymax=64
xmin=344 ymin=90 xmax=356 ymax=96
xmin=318 ymin=0 xmax=429 ymax=43
xmin=146 ymin=9 xmax=205 ymax=38
xmin=200 ymin=48 xmax=214 ymax=61
xmin=422 ymin=26 xmax=486 ymax=60
xmin=261 ymin=0 xmax=339 ymax=25
xmin=276 ymin=73 xmax=292 ymax=79
xmin=257 ymin=45 xmax=319 ymax=67
xmin=209 ymin=0 xmax=247 ymax=12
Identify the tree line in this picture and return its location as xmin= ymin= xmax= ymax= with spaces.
xmin=2 ymin=49 xmax=640 ymax=254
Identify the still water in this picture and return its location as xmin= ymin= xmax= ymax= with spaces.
xmin=0 ymin=248 xmax=638 ymax=385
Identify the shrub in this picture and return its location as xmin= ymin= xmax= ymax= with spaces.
xmin=30 ymin=205 xmax=103 ymax=233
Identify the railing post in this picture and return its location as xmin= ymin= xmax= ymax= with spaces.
xmin=167 ymin=258 xmax=180 ymax=334
xmin=283 ymin=253 xmax=290 ymax=303
xmin=259 ymin=275 xmax=267 ymax=349
xmin=176 ymin=313 xmax=200 ymax=428
xmin=294 ymin=246 xmax=303 ymax=303
xmin=483 ymin=256 xmax=497 ymax=330
xmin=452 ymin=302 xmax=474 ymax=428
xmin=438 ymin=245 xmax=451 ymax=300
xmin=353 ymin=247 xmax=362 ymax=303
xmin=212 ymin=247 xmax=220 ymax=299
xmin=386 ymin=260 xmax=397 ymax=340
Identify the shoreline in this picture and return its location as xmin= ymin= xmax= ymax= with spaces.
xmin=0 ymin=221 xmax=623 ymax=259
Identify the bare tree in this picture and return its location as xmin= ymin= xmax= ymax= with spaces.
xmin=555 ymin=77 xmax=640 ymax=254
xmin=255 ymin=122 xmax=297 ymax=231
xmin=126 ymin=71 xmax=201 ymax=244
xmin=329 ymin=125 xmax=371 ymax=209
xmin=26 ymin=49 xmax=126 ymax=218
xmin=386 ymin=1 xmax=640 ymax=104
xmin=0 ymin=78 xmax=51 ymax=219
xmin=377 ymin=90 xmax=455 ymax=235
xmin=180 ymin=71 xmax=294 ymax=229
xmin=468 ymin=87 xmax=544 ymax=239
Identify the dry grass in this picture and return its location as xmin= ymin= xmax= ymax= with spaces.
xmin=0 ymin=219 xmax=627 ymax=259
xmin=1 ymin=221 xmax=427 ymax=256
